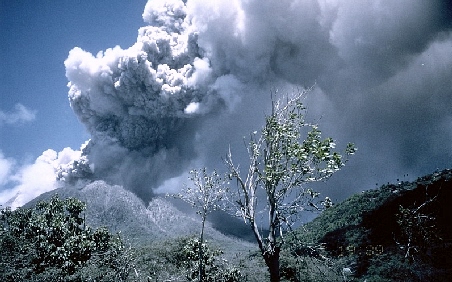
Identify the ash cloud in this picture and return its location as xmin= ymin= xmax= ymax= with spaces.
xmin=64 ymin=0 xmax=224 ymax=200
xmin=188 ymin=0 xmax=452 ymax=200
xmin=64 ymin=0 xmax=452 ymax=203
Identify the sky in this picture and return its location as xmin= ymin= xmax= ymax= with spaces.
xmin=0 ymin=0 xmax=147 ymax=205
xmin=1 ymin=0 xmax=452 ymax=210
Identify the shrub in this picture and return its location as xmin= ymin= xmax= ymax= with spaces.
xmin=0 ymin=195 xmax=132 ymax=281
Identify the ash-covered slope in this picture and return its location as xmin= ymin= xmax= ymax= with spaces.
xmin=25 ymin=180 xmax=254 ymax=252
xmin=19 ymin=181 xmax=267 ymax=280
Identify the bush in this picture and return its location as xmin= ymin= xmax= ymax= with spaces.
xmin=137 ymin=236 xmax=244 ymax=281
xmin=0 ymin=195 xmax=132 ymax=281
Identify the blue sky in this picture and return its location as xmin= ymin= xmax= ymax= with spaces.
xmin=0 ymin=0 xmax=146 ymax=161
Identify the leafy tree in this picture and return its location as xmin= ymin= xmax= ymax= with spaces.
xmin=175 ymin=168 xmax=229 ymax=281
xmin=0 ymin=195 xmax=132 ymax=281
xmin=224 ymin=89 xmax=356 ymax=281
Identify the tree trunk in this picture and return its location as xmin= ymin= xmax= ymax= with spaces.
xmin=249 ymin=218 xmax=281 ymax=282
xmin=199 ymin=213 xmax=206 ymax=282
xmin=264 ymin=247 xmax=281 ymax=282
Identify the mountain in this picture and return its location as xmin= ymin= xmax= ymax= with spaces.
xmin=27 ymin=181 xmax=186 ymax=241
xmin=288 ymin=169 xmax=452 ymax=281
xmin=17 ymin=170 xmax=452 ymax=281
xmin=25 ymin=181 xmax=257 ymax=254
xmin=12 ymin=180 xmax=268 ymax=281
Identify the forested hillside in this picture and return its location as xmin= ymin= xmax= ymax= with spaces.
xmin=2 ymin=170 xmax=451 ymax=281
xmin=283 ymin=169 xmax=452 ymax=281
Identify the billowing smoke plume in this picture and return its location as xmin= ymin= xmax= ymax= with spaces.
xmin=64 ymin=0 xmax=227 ymax=200
xmin=65 ymin=0 xmax=452 ymax=202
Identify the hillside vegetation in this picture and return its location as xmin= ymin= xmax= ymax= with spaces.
xmin=283 ymin=169 xmax=452 ymax=281
xmin=13 ymin=181 xmax=267 ymax=281
xmin=2 ymin=170 xmax=451 ymax=281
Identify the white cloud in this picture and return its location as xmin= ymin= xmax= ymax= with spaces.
xmin=7 ymin=150 xmax=60 ymax=209
xmin=0 ymin=152 xmax=14 ymax=186
xmin=0 ymin=147 xmax=83 ymax=209
xmin=0 ymin=103 xmax=36 ymax=126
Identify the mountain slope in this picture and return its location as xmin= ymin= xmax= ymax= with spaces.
xmin=25 ymin=181 xmax=256 ymax=252
xmin=18 ymin=180 xmax=268 ymax=281
xmin=289 ymin=169 xmax=452 ymax=281
xmin=21 ymin=170 xmax=452 ymax=281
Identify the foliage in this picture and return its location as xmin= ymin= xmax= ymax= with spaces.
xmin=279 ymin=231 xmax=345 ymax=282
xmin=285 ymin=169 xmax=452 ymax=281
xmin=224 ymin=88 xmax=355 ymax=281
xmin=176 ymin=236 xmax=243 ymax=282
xmin=138 ymin=236 xmax=244 ymax=282
xmin=0 ymin=195 xmax=132 ymax=281
xmin=174 ymin=168 xmax=230 ymax=281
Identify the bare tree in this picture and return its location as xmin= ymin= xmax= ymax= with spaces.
xmin=175 ymin=168 xmax=229 ymax=282
xmin=224 ymin=88 xmax=356 ymax=281
xmin=395 ymin=187 xmax=442 ymax=261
